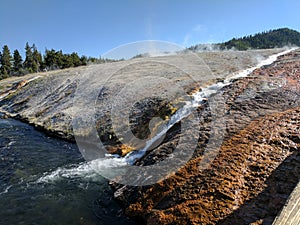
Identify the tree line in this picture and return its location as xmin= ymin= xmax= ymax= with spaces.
xmin=219 ymin=28 xmax=300 ymax=50
xmin=0 ymin=42 xmax=119 ymax=80
xmin=188 ymin=28 xmax=300 ymax=51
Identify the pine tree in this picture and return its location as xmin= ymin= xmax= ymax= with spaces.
xmin=44 ymin=49 xmax=64 ymax=70
xmin=71 ymin=52 xmax=81 ymax=67
xmin=55 ymin=50 xmax=64 ymax=69
xmin=0 ymin=45 xmax=13 ymax=78
xmin=62 ymin=54 xmax=74 ymax=68
xmin=13 ymin=49 xmax=23 ymax=75
xmin=80 ymin=55 xmax=88 ymax=66
xmin=44 ymin=49 xmax=55 ymax=70
xmin=24 ymin=42 xmax=35 ymax=73
xmin=32 ymin=44 xmax=43 ymax=72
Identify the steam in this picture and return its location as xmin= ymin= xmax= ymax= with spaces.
xmin=188 ymin=43 xmax=221 ymax=52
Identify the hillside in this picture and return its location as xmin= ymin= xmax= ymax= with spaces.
xmin=189 ymin=28 xmax=300 ymax=51
xmin=0 ymin=49 xmax=279 ymax=141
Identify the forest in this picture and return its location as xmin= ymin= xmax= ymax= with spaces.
xmin=219 ymin=28 xmax=300 ymax=50
xmin=0 ymin=42 xmax=119 ymax=80
xmin=188 ymin=28 xmax=300 ymax=51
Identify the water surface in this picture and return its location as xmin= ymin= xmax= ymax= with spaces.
xmin=0 ymin=118 xmax=136 ymax=225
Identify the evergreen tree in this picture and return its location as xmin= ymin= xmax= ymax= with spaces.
xmin=80 ymin=55 xmax=88 ymax=66
xmin=44 ymin=49 xmax=65 ymax=70
xmin=44 ymin=49 xmax=55 ymax=70
xmin=32 ymin=44 xmax=43 ymax=72
xmin=13 ymin=49 xmax=23 ymax=75
xmin=55 ymin=50 xmax=64 ymax=68
xmin=62 ymin=54 xmax=74 ymax=68
xmin=24 ymin=42 xmax=34 ymax=73
xmin=70 ymin=52 xmax=81 ymax=67
xmin=0 ymin=45 xmax=13 ymax=77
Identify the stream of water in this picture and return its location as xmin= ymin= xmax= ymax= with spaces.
xmin=0 ymin=118 xmax=136 ymax=225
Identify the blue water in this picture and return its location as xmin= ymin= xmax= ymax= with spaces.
xmin=0 ymin=118 xmax=136 ymax=225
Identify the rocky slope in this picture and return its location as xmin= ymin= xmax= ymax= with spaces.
xmin=0 ymin=49 xmax=279 ymax=142
xmin=110 ymin=49 xmax=300 ymax=224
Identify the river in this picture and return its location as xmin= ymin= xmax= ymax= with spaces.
xmin=0 ymin=118 xmax=136 ymax=225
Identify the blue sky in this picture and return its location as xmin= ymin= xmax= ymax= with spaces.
xmin=0 ymin=0 xmax=299 ymax=58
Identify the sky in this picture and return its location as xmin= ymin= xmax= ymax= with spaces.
xmin=1 ymin=0 xmax=300 ymax=58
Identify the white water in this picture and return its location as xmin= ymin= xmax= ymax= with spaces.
xmin=194 ymin=47 xmax=297 ymax=102
xmin=37 ymin=48 xmax=296 ymax=183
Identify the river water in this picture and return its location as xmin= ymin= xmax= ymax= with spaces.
xmin=0 ymin=118 xmax=136 ymax=225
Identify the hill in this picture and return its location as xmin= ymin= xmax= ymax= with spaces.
xmin=189 ymin=28 xmax=300 ymax=51
xmin=220 ymin=28 xmax=300 ymax=50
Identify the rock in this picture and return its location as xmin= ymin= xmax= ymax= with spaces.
xmin=111 ymin=49 xmax=300 ymax=224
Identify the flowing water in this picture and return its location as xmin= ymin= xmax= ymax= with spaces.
xmin=0 ymin=118 xmax=136 ymax=225
xmin=0 ymin=48 xmax=295 ymax=224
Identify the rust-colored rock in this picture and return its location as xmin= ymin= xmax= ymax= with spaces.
xmin=113 ymin=49 xmax=300 ymax=224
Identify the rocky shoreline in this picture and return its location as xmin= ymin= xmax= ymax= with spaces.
xmin=0 ymin=49 xmax=299 ymax=224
